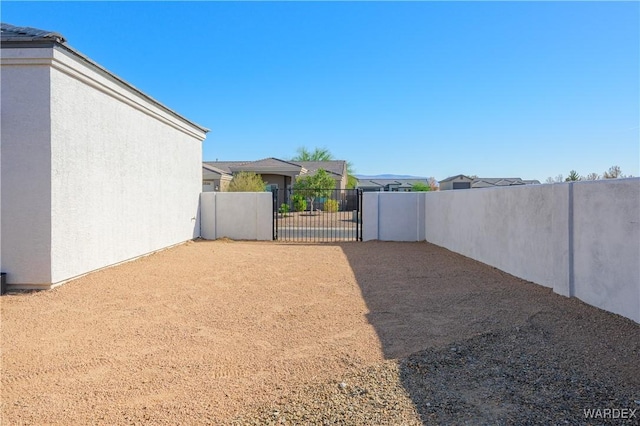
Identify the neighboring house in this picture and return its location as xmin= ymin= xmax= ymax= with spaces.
xmin=202 ymin=163 xmax=233 ymax=192
xmin=439 ymin=175 xmax=540 ymax=190
xmin=295 ymin=160 xmax=348 ymax=190
xmin=356 ymin=178 xmax=434 ymax=192
xmin=439 ymin=175 xmax=475 ymax=190
xmin=1 ymin=23 xmax=208 ymax=289
xmin=202 ymin=158 xmax=348 ymax=206
xmin=471 ymin=177 xmax=541 ymax=188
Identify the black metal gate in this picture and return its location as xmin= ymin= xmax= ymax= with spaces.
xmin=272 ymin=188 xmax=362 ymax=242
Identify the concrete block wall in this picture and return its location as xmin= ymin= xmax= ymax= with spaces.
xmin=363 ymin=192 xmax=425 ymax=241
xmin=362 ymin=179 xmax=640 ymax=323
xmin=423 ymin=179 xmax=639 ymax=322
xmin=201 ymin=192 xmax=273 ymax=241
xmin=423 ymin=184 xmax=566 ymax=290
xmin=571 ymin=180 xmax=639 ymax=323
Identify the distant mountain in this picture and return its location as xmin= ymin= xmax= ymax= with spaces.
xmin=355 ymin=174 xmax=427 ymax=180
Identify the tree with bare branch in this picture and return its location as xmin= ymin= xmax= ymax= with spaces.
xmin=584 ymin=172 xmax=600 ymax=181
xmin=603 ymin=165 xmax=622 ymax=179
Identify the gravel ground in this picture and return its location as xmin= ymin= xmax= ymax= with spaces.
xmin=2 ymin=240 xmax=638 ymax=425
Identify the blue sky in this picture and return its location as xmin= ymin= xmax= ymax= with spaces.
xmin=4 ymin=1 xmax=639 ymax=181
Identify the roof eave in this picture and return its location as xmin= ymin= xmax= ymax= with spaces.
xmin=2 ymin=31 xmax=209 ymax=135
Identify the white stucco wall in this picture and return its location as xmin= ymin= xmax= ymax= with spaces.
xmin=571 ymin=179 xmax=639 ymax=323
xmin=424 ymin=185 xmax=563 ymax=289
xmin=363 ymin=192 xmax=425 ymax=241
xmin=1 ymin=55 xmax=53 ymax=285
xmin=362 ymin=193 xmax=379 ymax=242
xmin=423 ymin=180 xmax=639 ymax=323
xmin=200 ymin=192 xmax=272 ymax=241
xmin=1 ymin=44 xmax=206 ymax=288
xmin=202 ymin=183 xmax=639 ymax=321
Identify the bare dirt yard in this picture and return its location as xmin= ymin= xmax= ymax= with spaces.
xmin=1 ymin=241 xmax=638 ymax=425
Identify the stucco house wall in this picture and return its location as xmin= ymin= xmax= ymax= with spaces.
xmin=202 ymin=164 xmax=232 ymax=192
xmin=1 ymin=53 xmax=53 ymax=285
xmin=336 ymin=171 xmax=348 ymax=190
xmin=261 ymin=174 xmax=289 ymax=191
xmin=203 ymin=178 xmax=230 ymax=192
xmin=1 ymin=27 xmax=208 ymax=288
xmin=438 ymin=175 xmax=473 ymax=191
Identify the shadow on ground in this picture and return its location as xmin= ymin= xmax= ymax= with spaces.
xmin=337 ymin=241 xmax=640 ymax=424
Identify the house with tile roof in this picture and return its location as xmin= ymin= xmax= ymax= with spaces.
xmin=356 ymin=178 xmax=434 ymax=192
xmin=439 ymin=175 xmax=541 ymax=190
xmin=203 ymin=158 xmax=348 ymax=205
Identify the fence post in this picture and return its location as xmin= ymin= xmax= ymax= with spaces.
xmin=272 ymin=188 xmax=278 ymax=240
xmin=357 ymin=189 xmax=363 ymax=241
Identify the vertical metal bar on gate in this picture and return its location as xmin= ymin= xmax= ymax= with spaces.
xmin=272 ymin=188 xmax=278 ymax=240
xmin=273 ymin=188 xmax=363 ymax=243
xmin=360 ymin=189 xmax=363 ymax=241
xmin=355 ymin=188 xmax=359 ymax=241
xmin=357 ymin=189 xmax=363 ymax=241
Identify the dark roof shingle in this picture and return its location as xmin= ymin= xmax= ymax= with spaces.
xmin=1 ymin=23 xmax=66 ymax=43
xmin=294 ymin=161 xmax=345 ymax=177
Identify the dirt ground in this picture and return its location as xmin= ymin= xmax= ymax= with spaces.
xmin=1 ymin=240 xmax=638 ymax=425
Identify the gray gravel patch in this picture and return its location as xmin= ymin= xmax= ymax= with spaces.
xmin=232 ymin=307 xmax=639 ymax=425
xmin=400 ymin=319 xmax=639 ymax=425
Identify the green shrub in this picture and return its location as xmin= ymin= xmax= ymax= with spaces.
xmin=411 ymin=182 xmax=432 ymax=192
xmin=228 ymin=172 xmax=266 ymax=192
xmin=278 ymin=203 xmax=290 ymax=215
xmin=324 ymin=199 xmax=339 ymax=213
xmin=293 ymin=169 xmax=335 ymax=213
xmin=292 ymin=194 xmax=307 ymax=212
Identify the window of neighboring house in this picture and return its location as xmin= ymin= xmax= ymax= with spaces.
xmin=265 ymin=184 xmax=278 ymax=192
